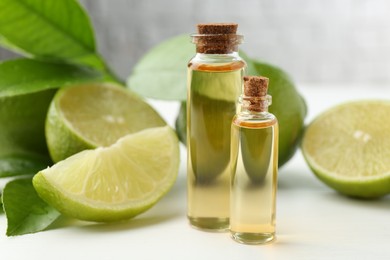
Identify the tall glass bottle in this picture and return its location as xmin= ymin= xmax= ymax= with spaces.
xmin=230 ymin=76 xmax=279 ymax=244
xmin=187 ymin=23 xmax=246 ymax=231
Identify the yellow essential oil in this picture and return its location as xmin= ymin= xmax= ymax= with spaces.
xmin=230 ymin=76 xmax=279 ymax=244
xmin=187 ymin=23 xmax=246 ymax=231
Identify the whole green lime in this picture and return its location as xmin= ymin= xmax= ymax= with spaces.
xmin=176 ymin=59 xmax=307 ymax=167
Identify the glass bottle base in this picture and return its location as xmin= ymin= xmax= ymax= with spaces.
xmin=188 ymin=217 xmax=229 ymax=232
xmin=231 ymin=231 xmax=275 ymax=245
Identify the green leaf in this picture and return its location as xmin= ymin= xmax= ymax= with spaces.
xmin=0 ymin=0 xmax=106 ymax=71
xmin=0 ymin=58 xmax=102 ymax=97
xmin=3 ymin=178 xmax=60 ymax=236
xmin=0 ymin=153 xmax=51 ymax=178
xmin=127 ymin=34 xmax=194 ymax=100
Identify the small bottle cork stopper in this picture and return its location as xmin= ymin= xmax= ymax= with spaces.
xmin=194 ymin=23 xmax=240 ymax=54
xmin=243 ymin=76 xmax=269 ymax=97
xmin=243 ymin=76 xmax=270 ymax=112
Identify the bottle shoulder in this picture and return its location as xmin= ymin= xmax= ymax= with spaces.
xmin=232 ymin=113 xmax=278 ymax=129
xmin=188 ymin=53 xmax=246 ymax=72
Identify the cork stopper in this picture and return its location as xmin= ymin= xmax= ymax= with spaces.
xmin=197 ymin=23 xmax=238 ymax=34
xmin=243 ymin=76 xmax=270 ymax=112
xmin=192 ymin=23 xmax=242 ymax=54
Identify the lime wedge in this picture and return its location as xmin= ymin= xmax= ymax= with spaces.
xmin=302 ymin=100 xmax=390 ymax=198
xmin=33 ymin=126 xmax=179 ymax=222
xmin=46 ymin=83 xmax=166 ymax=162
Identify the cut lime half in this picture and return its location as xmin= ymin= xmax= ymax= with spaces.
xmin=302 ymin=100 xmax=390 ymax=198
xmin=46 ymin=83 xmax=166 ymax=162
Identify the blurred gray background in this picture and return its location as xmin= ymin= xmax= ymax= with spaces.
xmin=1 ymin=0 xmax=389 ymax=85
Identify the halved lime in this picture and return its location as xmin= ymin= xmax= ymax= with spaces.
xmin=33 ymin=126 xmax=179 ymax=222
xmin=46 ymin=83 xmax=166 ymax=162
xmin=302 ymin=100 xmax=390 ymax=198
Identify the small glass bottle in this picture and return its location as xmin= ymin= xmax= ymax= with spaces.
xmin=230 ymin=76 xmax=279 ymax=244
xmin=187 ymin=23 xmax=246 ymax=231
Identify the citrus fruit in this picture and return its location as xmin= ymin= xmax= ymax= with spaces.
xmin=252 ymin=60 xmax=306 ymax=167
xmin=302 ymin=100 xmax=390 ymax=198
xmin=46 ymin=83 xmax=166 ymax=162
xmin=176 ymin=59 xmax=307 ymax=167
xmin=33 ymin=126 xmax=180 ymax=222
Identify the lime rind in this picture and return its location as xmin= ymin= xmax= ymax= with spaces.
xmin=303 ymin=151 xmax=390 ymax=198
xmin=46 ymin=98 xmax=96 ymax=162
xmin=33 ymin=172 xmax=155 ymax=222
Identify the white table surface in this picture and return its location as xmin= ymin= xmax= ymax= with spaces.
xmin=1 ymin=84 xmax=390 ymax=260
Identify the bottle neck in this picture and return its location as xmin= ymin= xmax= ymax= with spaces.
xmin=193 ymin=51 xmax=241 ymax=62
xmin=238 ymin=94 xmax=272 ymax=115
xmin=191 ymin=34 xmax=243 ymax=54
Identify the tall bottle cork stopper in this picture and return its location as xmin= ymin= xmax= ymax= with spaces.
xmin=197 ymin=23 xmax=238 ymax=34
xmin=243 ymin=76 xmax=270 ymax=112
xmin=193 ymin=23 xmax=242 ymax=54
